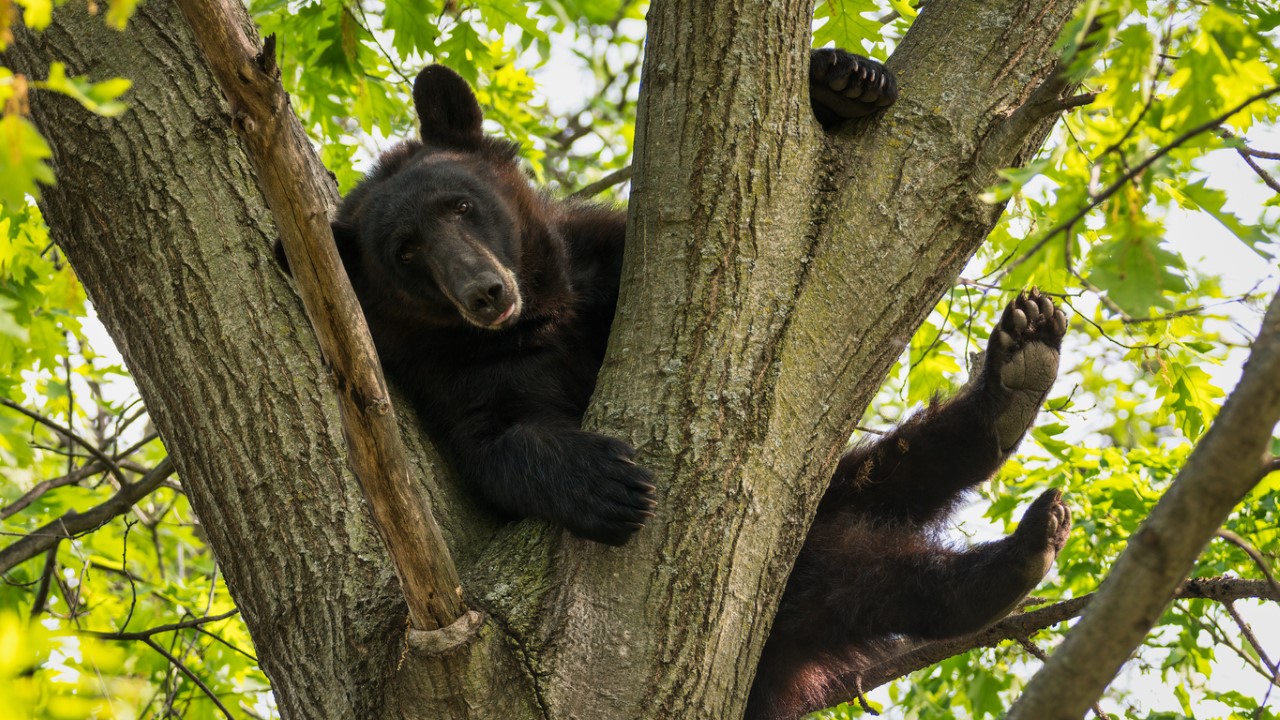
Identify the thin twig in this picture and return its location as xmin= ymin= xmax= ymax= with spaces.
xmin=193 ymin=625 xmax=259 ymax=663
xmin=1 ymin=434 xmax=161 ymax=520
xmin=140 ymin=636 xmax=234 ymax=719
xmin=82 ymin=608 xmax=240 ymax=641
xmin=2 ymin=470 xmax=89 ymax=520
xmin=119 ymin=518 xmax=139 ymax=634
xmin=1215 ymin=529 xmax=1280 ymax=603
xmin=28 ymin=544 xmax=59 ymax=621
xmin=1236 ymin=148 xmax=1280 ymax=194
xmin=999 ymin=85 xmax=1280 ymax=281
xmin=1223 ymin=602 xmax=1278 ymax=680
xmin=1 ymin=398 xmax=129 ymax=488
xmin=570 ymin=165 xmax=634 ymax=199
xmin=1221 ymin=129 xmax=1280 ymax=194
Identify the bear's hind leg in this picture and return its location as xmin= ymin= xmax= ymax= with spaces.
xmin=822 ymin=290 xmax=1068 ymax=524
xmin=876 ymin=489 xmax=1072 ymax=640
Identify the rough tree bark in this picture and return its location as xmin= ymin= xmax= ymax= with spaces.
xmin=5 ymin=0 xmax=1081 ymax=717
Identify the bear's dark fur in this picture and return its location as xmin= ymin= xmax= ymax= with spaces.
xmin=287 ymin=53 xmax=1071 ymax=719
xmin=744 ymin=290 xmax=1071 ymax=719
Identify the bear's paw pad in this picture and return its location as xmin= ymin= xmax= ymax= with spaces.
xmin=1013 ymin=488 xmax=1072 ymax=580
xmin=989 ymin=288 xmax=1067 ymax=450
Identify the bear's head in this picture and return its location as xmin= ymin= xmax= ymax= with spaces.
xmin=323 ymin=65 xmax=561 ymax=331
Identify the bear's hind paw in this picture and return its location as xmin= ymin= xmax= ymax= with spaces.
xmin=986 ymin=288 xmax=1068 ymax=451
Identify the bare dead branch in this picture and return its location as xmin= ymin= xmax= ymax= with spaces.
xmin=1005 ymin=289 xmax=1280 ymax=720
xmin=174 ymin=0 xmax=463 ymax=630
xmin=0 ymin=458 xmax=175 ymax=575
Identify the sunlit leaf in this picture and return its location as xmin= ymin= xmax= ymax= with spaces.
xmin=0 ymin=115 xmax=55 ymax=206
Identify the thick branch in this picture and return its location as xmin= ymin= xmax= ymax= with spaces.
xmin=173 ymin=0 xmax=462 ymax=630
xmin=1006 ymin=290 xmax=1280 ymax=720
xmin=0 ymin=458 xmax=175 ymax=575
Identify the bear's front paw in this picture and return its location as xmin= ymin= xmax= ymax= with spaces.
xmin=809 ymin=48 xmax=898 ymax=129
xmin=561 ymin=433 xmax=658 ymax=546
xmin=1011 ymin=489 xmax=1072 ymax=581
xmin=985 ymin=288 xmax=1068 ymax=451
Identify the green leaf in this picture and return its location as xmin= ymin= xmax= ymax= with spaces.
xmin=1087 ymin=235 xmax=1189 ymax=316
xmin=0 ymin=115 xmax=56 ymax=207
xmin=0 ymin=296 xmax=29 ymax=341
xmin=1158 ymin=361 xmax=1224 ymax=440
xmin=105 ymin=0 xmax=142 ymax=29
xmin=383 ymin=0 xmax=443 ymax=57
xmin=15 ymin=0 xmax=54 ymax=31
xmin=1170 ymin=178 xmax=1276 ymax=259
xmin=37 ymin=63 xmax=132 ymax=117
xmin=813 ymin=0 xmax=884 ymax=55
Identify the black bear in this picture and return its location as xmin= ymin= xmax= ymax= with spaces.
xmin=288 ymin=51 xmax=1071 ymax=719
xmin=286 ymin=49 xmax=898 ymax=546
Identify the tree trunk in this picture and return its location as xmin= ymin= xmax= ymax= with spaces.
xmin=495 ymin=0 xmax=1079 ymax=717
xmin=5 ymin=5 xmax=512 ymax=718
xmin=6 ymin=0 xmax=1079 ymax=717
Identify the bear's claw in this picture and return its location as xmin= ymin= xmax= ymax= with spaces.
xmin=810 ymin=48 xmax=898 ymax=127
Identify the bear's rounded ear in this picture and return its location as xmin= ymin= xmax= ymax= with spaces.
xmin=413 ymin=65 xmax=484 ymax=151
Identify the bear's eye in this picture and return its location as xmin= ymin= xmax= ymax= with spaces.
xmin=454 ymin=199 xmax=472 ymax=216
xmin=397 ymin=246 xmax=415 ymax=264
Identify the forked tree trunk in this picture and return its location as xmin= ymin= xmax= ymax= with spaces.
xmin=5 ymin=0 xmax=1078 ymax=716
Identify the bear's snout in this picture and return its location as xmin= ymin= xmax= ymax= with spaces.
xmin=463 ymin=274 xmax=514 ymax=320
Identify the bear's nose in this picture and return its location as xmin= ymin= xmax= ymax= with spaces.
xmin=464 ymin=274 xmax=507 ymax=313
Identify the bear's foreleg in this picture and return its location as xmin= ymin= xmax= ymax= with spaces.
xmin=449 ymin=421 xmax=657 ymax=546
